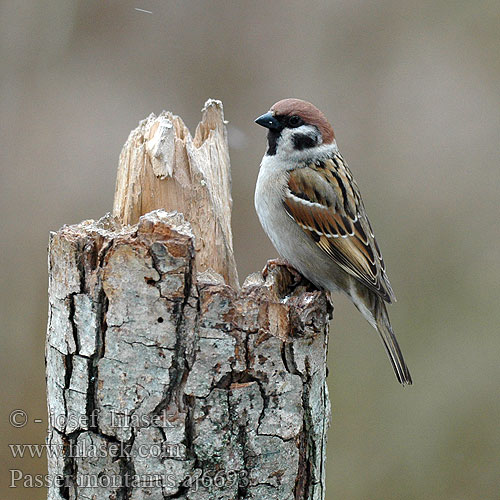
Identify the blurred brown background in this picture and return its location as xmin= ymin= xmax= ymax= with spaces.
xmin=1 ymin=1 xmax=499 ymax=498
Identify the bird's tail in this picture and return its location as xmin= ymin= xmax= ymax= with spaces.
xmin=374 ymin=299 xmax=412 ymax=386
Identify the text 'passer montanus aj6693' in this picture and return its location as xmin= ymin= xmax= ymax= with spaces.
xmin=254 ymin=98 xmax=412 ymax=385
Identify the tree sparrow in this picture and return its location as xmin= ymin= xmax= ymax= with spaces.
xmin=254 ymin=98 xmax=412 ymax=385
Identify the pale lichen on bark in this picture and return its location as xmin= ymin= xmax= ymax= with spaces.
xmin=46 ymin=101 xmax=331 ymax=500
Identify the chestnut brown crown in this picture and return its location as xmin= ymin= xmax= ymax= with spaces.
xmin=271 ymin=98 xmax=335 ymax=144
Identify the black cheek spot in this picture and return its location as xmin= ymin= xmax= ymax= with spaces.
xmin=292 ymin=133 xmax=317 ymax=150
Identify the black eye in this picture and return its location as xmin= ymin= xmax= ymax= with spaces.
xmin=288 ymin=115 xmax=303 ymax=127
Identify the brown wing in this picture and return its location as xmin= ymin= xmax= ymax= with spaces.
xmin=283 ymin=155 xmax=396 ymax=303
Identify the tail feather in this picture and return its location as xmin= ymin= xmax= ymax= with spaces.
xmin=374 ymin=299 xmax=412 ymax=385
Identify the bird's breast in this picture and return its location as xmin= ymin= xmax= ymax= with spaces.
xmin=254 ymin=158 xmax=345 ymax=293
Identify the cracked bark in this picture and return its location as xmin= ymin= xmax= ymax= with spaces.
xmin=47 ymin=101 xmax=332 ymax=500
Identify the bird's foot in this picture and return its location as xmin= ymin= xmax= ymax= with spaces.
xmin=262 ymin=258 xmax=303 ymax=286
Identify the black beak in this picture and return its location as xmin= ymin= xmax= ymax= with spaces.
xmin=254 ymin=112 xmax=282 ymax=130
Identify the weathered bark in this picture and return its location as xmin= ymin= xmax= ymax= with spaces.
xmin=46 ymin=102 xmax=331 ymax=500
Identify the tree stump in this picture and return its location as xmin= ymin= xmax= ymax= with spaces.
xmin=46 ymin=100 xmax=332 ymax=500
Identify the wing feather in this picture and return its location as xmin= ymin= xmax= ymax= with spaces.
xmin=284 ymin=156 xmax=395 ymax=302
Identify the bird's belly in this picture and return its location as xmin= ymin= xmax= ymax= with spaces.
xmin=256 ymin=190 xmax=345 ymax=294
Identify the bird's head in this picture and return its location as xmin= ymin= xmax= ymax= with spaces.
xmin=255 ymin=98 xmax=335 ymax=160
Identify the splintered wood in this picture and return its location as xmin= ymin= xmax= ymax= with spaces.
xmin=113 ymin=99 xmax=238 ymax=289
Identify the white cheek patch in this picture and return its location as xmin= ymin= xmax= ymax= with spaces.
xmin=277 ymin=125 xmax=320 ymax=155
xmin=274 ymin=125 xmax=338 ymax=164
